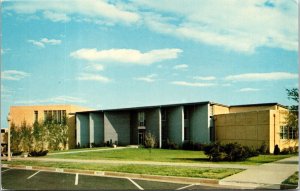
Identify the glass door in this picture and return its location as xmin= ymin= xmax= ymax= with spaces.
xmin=138 ymin=130 xmax=145 ymax=145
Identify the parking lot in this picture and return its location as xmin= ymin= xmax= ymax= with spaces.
xmin=1 ymin=167 xmax=228 ymax=190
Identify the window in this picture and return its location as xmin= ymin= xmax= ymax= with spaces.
xmin=161 ymin=109 xmax=167 ymax=121
xmin=43 ymin=110 xmax=67 ymax=124
xmin=138 ymin=111 xmax=145 ymax=126
xmin=184 ymin=107 xmax=189 ymax=120
xmin=58 ymin=110 xmax=61 ymax=123
xmin=184 ymin=127 xmax=189 ymax=140
xmin=34 ymin=111 xmax=38 ymax=122
xmin=280 ymin=126 xmax=298 ymax=139
xmin=53 ymin=110 xmax=57 ymax=121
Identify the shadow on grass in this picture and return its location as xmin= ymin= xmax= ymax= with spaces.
xmin=171 ymin=158 xmax=211 ymax=162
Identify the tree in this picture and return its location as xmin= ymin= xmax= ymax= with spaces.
xmin=10 ymin=122 xmax=22 ymax=153
xmin=286 ymin=88 xmax=298 ymax=138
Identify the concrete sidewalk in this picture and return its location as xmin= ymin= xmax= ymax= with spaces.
xmin=47 ymin=147 xmax=127 ymax=155
xmin=219 ymin=156 xmax=299 ymax=189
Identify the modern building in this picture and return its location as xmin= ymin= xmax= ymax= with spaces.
xmin=75 ymin=101 xmax=298 ymax=152
xmin=8 ymin=105 xmax=90 ymax=149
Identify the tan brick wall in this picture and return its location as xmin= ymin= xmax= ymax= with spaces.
xmin=212 ymin=105 xmax=229 ymax=115
xmin=215 ymin=108 xmax=298 ymax=153
xmin=215 ymin=110 xmax=271 ymax=150
xmin=8 ymin=105 xmax=90 ymax=149
xmin=229 ymin=105 xmax=277 ymax=113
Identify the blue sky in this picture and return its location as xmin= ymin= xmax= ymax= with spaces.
xmin=1 ymin=0 xmax=298 ymax=127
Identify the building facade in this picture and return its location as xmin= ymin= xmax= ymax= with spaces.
xmin=8 ymin=105 xmax=90 ymax=149
xmin=76 ymin=102 xmax=298 ymax=153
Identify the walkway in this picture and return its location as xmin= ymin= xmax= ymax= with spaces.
xmin=219 ymin=156 xmax=299 ymax=189
xmin=47 ymin=147 xmax=127 ymax=155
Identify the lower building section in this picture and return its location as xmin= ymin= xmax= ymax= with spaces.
xmin=75 ymin=102 xmax=298 ymax=151
xmin=76 ymin=103 xmax=212 ymax=148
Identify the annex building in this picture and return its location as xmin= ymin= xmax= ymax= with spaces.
xmin=8 ymin=105 xmax=89 ymax=149
xmin=75 ymin=101 xmax=298 ymax=153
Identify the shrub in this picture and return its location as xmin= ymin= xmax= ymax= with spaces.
xmin=29 ymin=150 xmax=48 ymax=157
xmin=162 ymin=139 xmax=179 ymax=149
xmin=258 ymin=142 xmax=268 ymax=154
xmin=280 ymin=146 xmax=298 ymax=155
xmin=144 ymin=132 xmax=156 ymax=148
xmin=182 ymin=140 xmax=194 ymax=150
xmin=244 ymin=146 xmax=260 ymax=157
xmin=204 ymin=142 xmax=226 ymax=161
xmin=274 ymin=145 xmax=280 ymax=155
xmin=204 ymin=142 xmax=260 ymax=162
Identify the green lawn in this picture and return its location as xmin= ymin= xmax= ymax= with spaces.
xmin=2 ymin=160 xmax=242 ymax=179
xmin=282 ymin=172 xmax=299 ymax=185
xmin=44 ymin=148 xmax=296 ymax=165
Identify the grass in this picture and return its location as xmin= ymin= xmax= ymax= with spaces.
xmin=44 ymin=148 xmax=297 ymax=165
xmin=2 ymin=160 xmax=242 ymax=179
xmin=282 ymin=172 xmax=299 ymax=185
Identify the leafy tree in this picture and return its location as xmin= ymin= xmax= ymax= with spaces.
xmin=286 ymin=88 xmax=298 ymax=138
xmin=19 ymin=121 xmax=33 ymax=152
xmin=10 ymin=122 xmax=22 ymax=153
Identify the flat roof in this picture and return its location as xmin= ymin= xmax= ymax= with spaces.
xmin=76 ymin=101 xmax=213 ymax=114
xmin=75 ymin=101 xmax=288 ymax=114
xmin=230 ymin=102 xmax=288 ymax=109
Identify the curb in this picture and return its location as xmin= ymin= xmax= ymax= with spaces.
xmin=2 ymin=164 xmax=219 ymax=185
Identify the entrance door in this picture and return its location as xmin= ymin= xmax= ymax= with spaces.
xmin=138 ymin=130 xmax=145 ymax=145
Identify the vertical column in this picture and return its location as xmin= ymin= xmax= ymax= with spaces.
xmin=181 ymin=106 xmax=184 ymax=143
xmin=89 ymin=113 xmax=94 ymax=148
xmin=76 ymin=114 xmax=81 ymax=145
xmin=158 ymin=108 xmax=162 ymax=148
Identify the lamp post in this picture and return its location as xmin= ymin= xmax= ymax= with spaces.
xmin=7 ymin=115 xmax=11 ymax=161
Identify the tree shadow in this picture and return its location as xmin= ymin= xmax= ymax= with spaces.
xmin=171 ymin=158 xmax=210 ymax=162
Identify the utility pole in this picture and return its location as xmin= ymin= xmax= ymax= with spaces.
xmin=7 ymin=115 xmax=11 ymax=161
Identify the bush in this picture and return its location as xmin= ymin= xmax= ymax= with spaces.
xmin=204 ymin=142 xmax=260 ymax=162
xmin=204 ymin=142 xmax=226 ymax=161
xmin=182 ymin=141 xmax=194 ymax=150
xmin=258 ymin=142 xmax=268 ymax=154
xmin=29 ymin=150 xmax=48 ymax=157
xmin=162 ymin=139 xmax=179 ymax=150
xmin=280 ymin=146 xmax=298 ymax=155
xmin=144 ymin=132 xmax=156 ymax=148
xmin=274 ymin=145 xmax=280 ymax=155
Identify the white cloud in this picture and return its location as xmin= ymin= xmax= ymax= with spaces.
xmin=85 ymin=63 xmax=104 ymax=71
xmin=171 ymin=81 xmax=216 ymax=87
xmin=5 ymin=0 xmax=140 ymax=24
xmin=40 ymin=38 xmax=61 ymax=45
xmin=28 ymin=40 xmax=45 ymax=48
xmin=15 ymin=95 xmax=87 ymax=104
xmin=193 ymin=76 xmax=216 ymax=81
xmin=134 ymin=74 xmax=157 ymax=82
xmin=77 ymin=73 xmax=111 ymax=83
xmin=1 ymin=85 xmax=14 ymax=97
xmin=28 ymin=38 xmax=61 ymax=48
xmin=136 ymin=0 xmax=297 ymax=53
xmin=70 ymin=48 xmax=182 ymax=65
xmin=238 ymin=88 xmax=260 ymax=92
xmin=225 ymin=72 xmax=298 ymax=81
xmin=43 ymin=11 xmax=70 ymax=22
xmin=173 ymin=64 xmax=188 ymax=70
xmin=1 ymin=70 xmax=30 ymax=80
